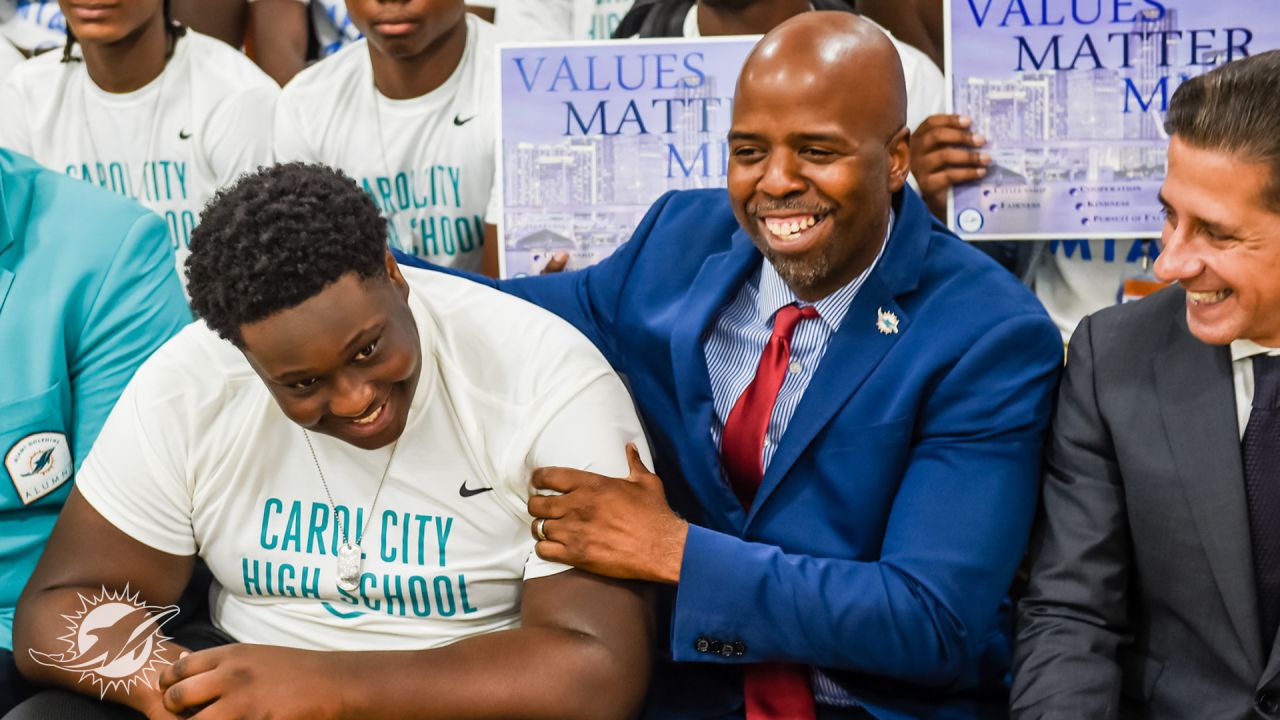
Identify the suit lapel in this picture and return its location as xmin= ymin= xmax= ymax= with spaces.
xmin=746 ymin=273 xmax=906 ymax=524
xmin=745 ymin=189 xmax=929 ymax=523
xmin=668 ymin=232 xmax=762 ymax=531
xmin=1155 ymin=313 xmax=1261 ymax=673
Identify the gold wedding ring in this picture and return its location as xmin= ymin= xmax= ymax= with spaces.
xmin=534 ymin=517 xmax=548 ymax=542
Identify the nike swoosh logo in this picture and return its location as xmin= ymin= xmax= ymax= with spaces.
xmin=178 ymin=130 xmax=192 ymax=140
xmin=453 ymin=114 xmax=477 ymax=126
xmin=459 ymin=480 xmax=493 ymax=498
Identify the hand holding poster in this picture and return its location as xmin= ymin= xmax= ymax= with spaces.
xmin=946 ymin=0 xmax=1279 ymax=239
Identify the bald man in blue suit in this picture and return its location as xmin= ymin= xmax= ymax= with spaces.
xmin=402 ymin=13 xmax=1060 ymax=719
xmin=0 ymin=149 xmax=190 ymax=711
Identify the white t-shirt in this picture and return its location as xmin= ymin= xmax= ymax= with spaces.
xmin=681 ymin=11 xmax=944 ymax=134
xmin=0 ymin=0 xmax=64 ymax=54
xmin=275 ymin=15 xmax=498 ymax=271
xmin=0 ymin=38 xmax=20 ymax=83
xmin=1032 ymin=239 xmax=1155 ymax=341
xmin=496 ymin=0 xmax=636 ymax=41
xmin=0 ymin=31 xmax=277 ymax=279
xmin=77 ymin=267 xmax=650 ymax=651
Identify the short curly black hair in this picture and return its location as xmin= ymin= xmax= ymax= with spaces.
xmin=186 ymin=163 xmax=389 ymax=345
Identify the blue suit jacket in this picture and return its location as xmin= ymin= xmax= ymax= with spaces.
xmin=401 ymin=187 xmax=1062 ymax=718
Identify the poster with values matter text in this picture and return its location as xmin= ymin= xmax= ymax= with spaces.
xmin=497 ymin=37 xmax=757 ymax=278
xmin=946 ymin=0 xmax=1280 ymax=239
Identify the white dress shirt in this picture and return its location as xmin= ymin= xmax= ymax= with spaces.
xmin=1232 ymin=339 xmax=1280 ymax=438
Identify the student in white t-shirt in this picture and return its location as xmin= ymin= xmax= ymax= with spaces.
xmin=0 ymin=0 xmax=277 ymax=284
xmin=276 ymin=0 xmax=500 ymax=276
xmin=11 ymin=164 xmax=653 ymax=719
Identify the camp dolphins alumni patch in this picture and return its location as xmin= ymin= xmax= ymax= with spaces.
xmin=6 ymin=432 xmax=72 ymax=505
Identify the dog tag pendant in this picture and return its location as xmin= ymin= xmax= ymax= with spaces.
xmin=336 ymin=542 xmax=362 ymax=592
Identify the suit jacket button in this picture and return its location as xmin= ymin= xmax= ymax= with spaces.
xmin=1256 ymin=690 xmax=1280 ymax=715
xmin=732 ymin=641 xmax=747 ymax=657
xmin=719 ymin=643 xmax=735 ymax=657
xmin=695 ymin=637 xmax=711 ymax=654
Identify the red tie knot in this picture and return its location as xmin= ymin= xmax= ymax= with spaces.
xmin=772 ymin=304 xmax=820 ymax=341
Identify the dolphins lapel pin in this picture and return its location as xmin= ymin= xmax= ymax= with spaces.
xmin=876 ymin=307 xmax=900 ymax=335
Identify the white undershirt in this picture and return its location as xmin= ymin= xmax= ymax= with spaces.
xmin=1231 ymin=339 xmax=1280 ymax=438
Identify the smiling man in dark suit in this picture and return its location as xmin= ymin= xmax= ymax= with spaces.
xmin=1012 ymin=50 xmax=1280 ymax=720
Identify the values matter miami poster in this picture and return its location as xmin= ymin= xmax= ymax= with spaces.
xmin=497 ymin=37 xmax=756 ymax=278
xmin=947 ymin=0 xmax=1279 ymax=239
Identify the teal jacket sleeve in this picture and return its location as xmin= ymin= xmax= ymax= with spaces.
xmin=68 ymin=212 xmax=191 ymax=468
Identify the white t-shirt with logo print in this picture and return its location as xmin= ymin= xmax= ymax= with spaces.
xmin=0 ymin=30 xmax=277 ymax=282
xmin=274 ymin=14 xmax=499 ymax=272
xmin=76 ymin=267 xmax=651 ymax=651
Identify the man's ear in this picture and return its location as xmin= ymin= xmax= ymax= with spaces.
xmin=386 ymin=249 xmax=410 ymax=298
xmin=887 ymin=125 xmax=911 ymax=193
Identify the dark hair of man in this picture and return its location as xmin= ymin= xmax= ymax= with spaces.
xmin=186 ymin=163 xmax=390 ymax=346
xmin=1165 ymin=50 xmax=1280 ymax=212
xmin=61 ymin=0 xmax=187 ymax=63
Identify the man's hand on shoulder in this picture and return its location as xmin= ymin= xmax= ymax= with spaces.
xmin=529 ymin=444 xmax=688 ymax=584
xmin=909 ymin=114 xmax=991 ymax=220
xmin=159 ymin=644 xmax=344 ymax=719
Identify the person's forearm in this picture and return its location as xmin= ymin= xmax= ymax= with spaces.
xmin=339 ymin=625 xmax=648 ymax=719
xmin=15 ymin=586 xmax=184 ymax=716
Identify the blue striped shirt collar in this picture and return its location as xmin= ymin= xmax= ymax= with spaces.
xmin=755 ymin=210 xmax=894 ymax=333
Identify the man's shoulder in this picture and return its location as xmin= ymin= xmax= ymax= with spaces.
xmin=125 ymin=321 xmax=255 ymax=411
xmin=641 ymin=188 xmax=738 ymax=237
xmin=468 ymin=13 xmax=500 ymax=51
xmin=2 ymin=149 xmax=161 ymax=255
xmin=183 ymin=30 xmax=279 ymax=96
xmin=910 ymin=216 xmax=1052 ymax=335
xmin=1078 ymin=284 xmax=1184 ymax=357
xmin=406 ymin=266 xmax=617 ymax=398
xmin=279 ymin=39 xmax=366 ymax=105
xmin=2 ymin=47 xmax=63 ymax=85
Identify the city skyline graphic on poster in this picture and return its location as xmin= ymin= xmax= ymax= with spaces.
xmin=947 ymin=0 xmax=1278 ymax=239
xmin=497 ymin=37 xmax=757 ymax=277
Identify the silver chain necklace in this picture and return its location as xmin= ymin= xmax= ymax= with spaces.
xmin=302 ymin=430 xmax=399 ymax=592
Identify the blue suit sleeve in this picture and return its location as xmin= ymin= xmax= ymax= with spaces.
xmin=671 ymin=312 xmax=1063 ymax=687
xmin=68 ymin=213 xmax=191 ymax=469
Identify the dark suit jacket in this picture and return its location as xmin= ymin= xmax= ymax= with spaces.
xmin=400 ymin=187 xmax=1062 ymax=718
xmin=1013 ymin=286 xmax=1280 ymax=719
